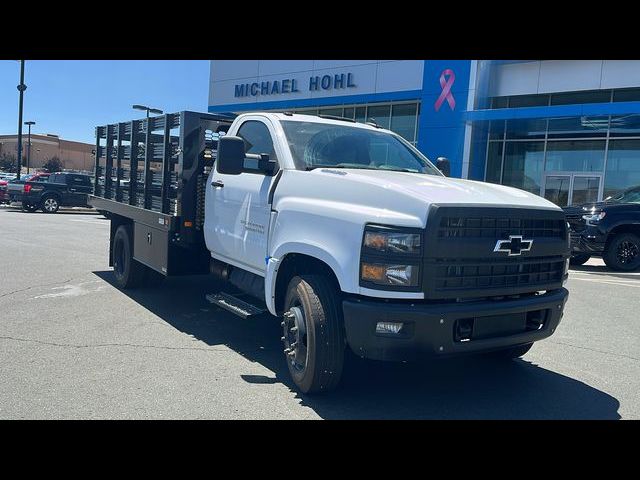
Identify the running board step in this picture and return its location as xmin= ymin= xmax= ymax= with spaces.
xmin=206 ymin=292 xmax=266 ymax=319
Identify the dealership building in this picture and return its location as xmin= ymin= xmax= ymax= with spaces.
xmin=208 ymin=60 xmax=640 ymax=206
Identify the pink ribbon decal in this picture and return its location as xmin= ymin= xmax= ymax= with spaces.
xmin=434 ymin=69 xmax=456 ymax=112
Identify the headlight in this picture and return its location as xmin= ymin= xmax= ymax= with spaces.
xmin=360 ymin=225 xmax=422 ymax=289
xmin=582 ymin=211 xmax=606 ymax=226
xmin=361 ymin=262 xmax=420 ymax=287
xmin=363 ymin=231 xmax=421 ymax=254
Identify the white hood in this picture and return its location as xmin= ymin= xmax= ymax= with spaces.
xmin=323 ymin=169 xmax=560 ymax=209
xmin=276 ymin=169 xmax=561 ymax=231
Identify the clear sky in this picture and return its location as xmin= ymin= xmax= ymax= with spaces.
xmin=0 ymin=60 xmax=210 ymax=144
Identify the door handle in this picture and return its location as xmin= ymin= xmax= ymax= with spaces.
xmin=211 ymin=180 xmax=224 ymax=188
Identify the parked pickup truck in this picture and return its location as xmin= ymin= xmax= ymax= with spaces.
xmin=564 ymin=185 xmax=640 ymax=271
xmin=90 ymin=111 xmax=570 ymax=393
xmin=22 ymin=171 xmax=93 ymax=213
xmin=7 ymin=172 xmax=50 ymax=206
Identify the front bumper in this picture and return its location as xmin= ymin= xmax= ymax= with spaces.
xmin=343 ymin=288 xmax=568 ymax=361
xmin=570 ymin=227 xmax=607 ymax=255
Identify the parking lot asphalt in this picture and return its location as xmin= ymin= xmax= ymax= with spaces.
xmin=0 ymin=204 xmax=638 ymax=419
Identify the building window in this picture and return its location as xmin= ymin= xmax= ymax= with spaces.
xmin=490 ymin=96 xmax=509 ymax=109
xmin=486 ymin=87 xmax=640 ymax=110
xmin=609 ymin=114 xmax=640 ymax=137
xmin=501 ymin=142 xmax=545 ymax=194
xmin=613 ymin=88 xmax=640 ymax=102
xmin=485 ymin=142 xmax=503 ymax=184
xmin=288 ymin=101 xmax=419 ymax=145
xmin=604 ymin=139 xmax=640 ymax=198
xmin=508 ymin=94 xmax=550 ymax=108
xmin=544 ymin=140 xmax=605 ymax=172
xmin=550 ymin=90 xmax=612 ymax=105
xmin=366 ymin=105 xmax=391 ymax=129
xmin=547 ymin=116 xmax=609 ymax=138
xmin=390 ymin=103 xmax=418 ymax=143
xmin=505 ymin=118 xmax=547 ymax=139
xmin=319 ymin=107 xmax=343 ymax=117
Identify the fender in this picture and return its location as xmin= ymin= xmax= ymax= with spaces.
xmin=265 ymin=241 xmax=347 ymax=316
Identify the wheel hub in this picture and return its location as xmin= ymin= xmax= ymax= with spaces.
xmin=617 ymin=241 xmax=639 ymax=264
xmin=282 ymin=306 xmax=307 ymax=371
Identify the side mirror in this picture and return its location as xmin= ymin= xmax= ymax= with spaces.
xmin=217 ymin=136 xmax=245 ymax=175
xmin=436 ymin=157 xmax=451 ymax=177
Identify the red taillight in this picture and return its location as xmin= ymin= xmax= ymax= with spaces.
xmin=24 ymin=184 xmax=31 ymax=193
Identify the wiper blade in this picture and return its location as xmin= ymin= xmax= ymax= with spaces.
xmin=304 ymin=164 xmax=349 ymax=171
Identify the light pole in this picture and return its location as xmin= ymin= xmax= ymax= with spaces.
xmin=24 ymin=121 xmax=35 ymax=174
xmin=16 ymin=60 xmax=26 ymax=177
xmin=132 ymin=104 xmax=163 ymax=122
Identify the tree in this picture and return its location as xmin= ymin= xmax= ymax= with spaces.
xmin=43 ymin=156 xmax=63 ymax=173
xmin=0 ymin=153 xmax=17 ymax=172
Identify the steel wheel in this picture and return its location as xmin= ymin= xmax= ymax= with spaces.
xmin=282 ymin=304 xmax=308 ymax=373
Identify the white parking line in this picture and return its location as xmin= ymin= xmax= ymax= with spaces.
xmin=571 ymin=277 xmax=640 ymax=288
xmin=69 ymin=218 xmax=108 ymax=225
xmin=569 ymin=269 xmax=640 ymax=277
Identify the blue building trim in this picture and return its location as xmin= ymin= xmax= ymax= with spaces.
xmin=207 ymin=89 xmax=423 ymax=113
xmin=465 ymin=101 xmax=640 ymax=122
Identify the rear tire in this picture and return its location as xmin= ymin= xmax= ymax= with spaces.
xmin=603 ymin=233 xmax=640 ymax=271
xmin=40 ymin=195 xmax=60 ymax=214
xmin=112 ymin=225 xmax=146 ymax=289
xmin=485 ymin=342 xmax=533 ymax=360
xmin=569 ymin=253 xmax=590 ymax=266
xmin=282 ymin=275 xmax=345 ymax=394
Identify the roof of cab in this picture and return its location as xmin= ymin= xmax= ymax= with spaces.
xmin=235 ymin=111 xmax=389 ymax=132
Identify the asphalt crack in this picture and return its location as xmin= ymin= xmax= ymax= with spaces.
xmin=547 ymin=339 xmax=640 ymax=363
xmin=0 ymin=277 xmax=78 ymax=299
xmin=0 ymin=334 xmax=232 ymax=354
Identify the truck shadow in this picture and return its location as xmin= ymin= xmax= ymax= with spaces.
xmin=93 ymin=271 xmax=621 ymax=420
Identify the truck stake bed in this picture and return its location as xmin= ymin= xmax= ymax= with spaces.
xmin=90 ymin=110 xmax=234 ymax=276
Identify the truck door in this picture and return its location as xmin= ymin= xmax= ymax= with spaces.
xmin=205 ymin=119 xmax=280 ymax=275
xmin=67 ymin=174 xmax=92 ymax=206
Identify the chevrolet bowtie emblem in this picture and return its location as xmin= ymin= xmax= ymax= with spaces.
xmin=494 ymin=235 xmax=533 ymax=256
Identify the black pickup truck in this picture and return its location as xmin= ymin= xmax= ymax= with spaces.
xmin=22 ymin=172 xmax=93 ymax=213
xmin=563 ymin=185 xmax=640 ymax=271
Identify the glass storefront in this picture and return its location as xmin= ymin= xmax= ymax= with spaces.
xmin=289 ymin=101 xmax=420 ymax=145
xmin=484 ymin=114 xmax=640 ymax=206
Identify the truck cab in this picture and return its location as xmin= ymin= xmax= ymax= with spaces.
xmin=91 ymin=111 xmax=570 ymax=394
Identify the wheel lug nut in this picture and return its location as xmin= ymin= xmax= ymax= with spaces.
xmin=290 ymin=342 xmax=297 ymax=348
xmin=284 ymin=348 xmax=291 ymax=353
xmin=287 ymin=351 xmax=296 ymax=357
xmin=290 ymin=326 xmax=298 ymax=332
xmin=281 ymin=336 xmax=285 ymax=341
xmin=280 ymin=321 xmax=285 ymax=327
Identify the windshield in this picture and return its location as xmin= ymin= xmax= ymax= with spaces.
xmin=607 ymin=186 xmax=640 ymax=204
xmin=280 ymin=120 xmax=442 ymax=175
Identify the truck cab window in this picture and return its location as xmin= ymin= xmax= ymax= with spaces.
xmin=237 ymin=121 xmax=278 ymax=163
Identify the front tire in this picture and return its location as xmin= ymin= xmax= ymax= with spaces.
xmin=112 ymin=225 xmax=146 ymax=289
xmin=40 ymin=195 xmax=60 ymax=213
xmin=603 ymin=233 xmax=640 ymax=271
xmin=282 ymin=275 xmax=345 ymax=394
